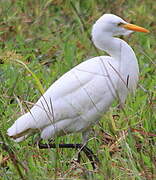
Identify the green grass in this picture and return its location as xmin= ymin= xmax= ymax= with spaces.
xmin=0 ymin=0 xmax=156 ymax=179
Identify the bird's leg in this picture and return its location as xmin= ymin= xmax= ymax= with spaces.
xmin=29 ymin=129 xmax=99 ymax=169
xmin=80 ymin=130 xmax=99 ymax=168
xmin=37 ymin=142 xmax=99 ymax=169
xmin=78 ymin=144 xmax=99 ymax=169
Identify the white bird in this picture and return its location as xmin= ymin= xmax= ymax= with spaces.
xmin=7 ymin=14 xmax=149 ymax=145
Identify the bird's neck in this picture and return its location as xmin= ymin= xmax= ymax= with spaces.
xmin=93 ymin=34 xmax=126 ymax=60
xmin=92 ymin=25 xmax=132 ymax=60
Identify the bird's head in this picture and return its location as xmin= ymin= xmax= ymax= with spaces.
xmin=92 ymin=14 xmax=149 ymax=37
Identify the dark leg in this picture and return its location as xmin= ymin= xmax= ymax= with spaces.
xmin=38 ymin=143 xmax=99 ymax=169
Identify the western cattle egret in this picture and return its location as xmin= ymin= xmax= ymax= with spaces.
xmin=7 ymin=14 xmax=149 ymax=165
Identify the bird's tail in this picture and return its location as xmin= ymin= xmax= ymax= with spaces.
xmin=7 ymin=112 xmax=35 ymax=142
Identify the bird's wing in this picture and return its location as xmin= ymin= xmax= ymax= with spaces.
xmin=7 ymin=56 xmax=120 ymax=139
xmin=30 ymin=56 xmax=119 ymax=129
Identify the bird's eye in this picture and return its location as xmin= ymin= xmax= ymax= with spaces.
xmin=117 ymin=22 xmax=124 ymax=26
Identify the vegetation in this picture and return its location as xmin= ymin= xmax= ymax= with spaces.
xmin=0 ymin=0 xmax=155 ymax=179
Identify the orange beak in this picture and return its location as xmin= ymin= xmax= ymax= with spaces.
xmin=122 ymin=23 xmax=149 ymax=33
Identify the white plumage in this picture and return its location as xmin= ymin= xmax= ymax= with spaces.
xmin=7 ymin=14 xmax=149 ymax=143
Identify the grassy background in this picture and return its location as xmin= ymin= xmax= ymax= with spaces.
xmin=0 ymin=0 xmax=155 ymax=179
